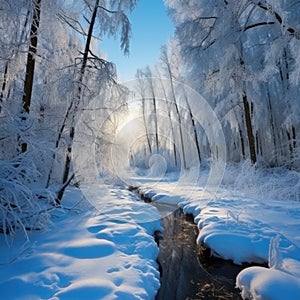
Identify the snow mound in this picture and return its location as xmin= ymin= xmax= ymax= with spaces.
xmin=237 ymin=261 xmax=300 ymax=300
xmin=0 ymin=187 xmax=162 ymax=299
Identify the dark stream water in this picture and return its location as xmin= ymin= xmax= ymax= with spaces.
xmin=130 ymin=187 xmax=247 ymax=299
xmin=153 ymin=204 xmax=244 ymax=300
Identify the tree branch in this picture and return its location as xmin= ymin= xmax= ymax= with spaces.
xmin=243 ymin=21 xmax=275 ymax=31
xmin=252 ymin=1 xmax=300 ymax=38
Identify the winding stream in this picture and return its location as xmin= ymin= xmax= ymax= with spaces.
xmin=130 ymin=187 xmax=246 ymax=299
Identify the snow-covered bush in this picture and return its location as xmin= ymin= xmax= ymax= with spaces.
xmin=223 ymin=160 xmax=300 ymax=201
xmin=0 ymin=156 xmax=55 ymax=242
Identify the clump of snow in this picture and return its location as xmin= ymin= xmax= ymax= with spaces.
xmin=236 ymin=261 xmax=300 ymax=300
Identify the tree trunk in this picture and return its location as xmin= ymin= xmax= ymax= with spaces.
xmin=266 ymin=86 xmax=278 ymax=166
xmin=159 ymin=77 xmax=178 ymax=167
xmin=239 ymin=51 xmax=256 ymax=165
xmin=171 ymin=83 xmax=187 ymax=169
xmin=45 ymin=99 xmax=74 ymax=188
xmin=21 ymin=0 xmax=42 ymax=153
xmin=142 ymin=95 xmax=152 ymax=154
xmin=160 ymin=47 xmax=186 ymax=168
xmin=56 ymin=0 xmax=100 ymax=204
xmin=183 ymin=91 xmax=201 ymax=164
xmin=148 ymin=75 xmax=159 ymax=153
xmin=0 ymin=63 xmax=9 ymax=112
xmin=242 ymin=92 xmax=257 ymax=164
xmin=239 ymin=129 xmax=246 ymax=159
xmin=136 ymin=71 xmax=152 ymax=155
xmin=286 ymin=127 xmax=296 ymax=169
xmin=22 ymin=0 xmax=41 ymax=113
xmin=164 ymin=63 xmax=186 ymax=168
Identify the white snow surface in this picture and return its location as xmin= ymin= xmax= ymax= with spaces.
xmin=0 ymin=186 xmax=162 ymax=300
xmin=1 ymin=165 xmax=300 ymax=300
xmin=136 ymin=171 xmax=300 ymax=300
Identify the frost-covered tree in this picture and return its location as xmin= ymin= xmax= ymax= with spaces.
xmin=44 ymin=0 xmax=137 ymax=202
xmin=0 ymin=0 xmax=138 ymax=236
xmin=165 ymin=0 xmax=300 ymax=168
xmin=0 ymin=0 xmax=59 ymax=236
xmin=159 ymin=45 xmax=187 ymax=168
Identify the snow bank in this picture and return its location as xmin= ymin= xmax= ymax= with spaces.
xmin=189 ymin=197 xmax=300 ymax=299
xmin=0 ymin=187 xmax=162 ymax=299
xmin=138 ymin=174 xmax=300 ymax=300
xmin=237 ymin=261 xmax=300 ymax=300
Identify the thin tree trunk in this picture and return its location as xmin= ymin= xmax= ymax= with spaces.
xmin=45 ymin=99 xmax=74 ymax=188
xmin=170 ymin=79 xmax=186 ymax=169
xmin=266 ymin=86 xmax=278 ymax=166
xmin=239 ymin=129 xmax=246 ymax=159
xmin=153 ymin=96 xmax=159 ymax=153
xmin=0 ymin=63 xmax=9 ymax=111
xmin=286 ymin=127 xmax=296 ymax=169
xmin=242 ymin=92 xmax=257 ymax=164
xmin=160 ymin=47 xmax=186 ymax=168
xmin=22 ymin=0 xmax=41 ymax=113
xmin=21 ymin=0 xmax=42 ymax=153
xmin=56 ymin=0 xmax=100 ymax=204
xmin=142 ymin=95 xmax=152 ymax=154
xmin=159 ymin=78 xmax=178 ymax=167
xmin=183 ymin=91 xmax=201 ymax=164
xmin=228 ymin=99 xmax=245 ymax=160
xmin=148 ymin=76 xmax=159 ymax=152
xmin=239 ymin=50 xmax=257 ymax=165
xmin=136 ymin=71 xmax=152 ymax=155
xmin=282 ymin=48 xmax=296 ymax=168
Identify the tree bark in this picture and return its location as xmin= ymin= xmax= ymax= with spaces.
xmin=21 ymin=0 xmax=42 ymax=153
xmin=242 ymin=92 xmax=257 ymax=164
xmin=0 ymin=63 xmax=9 ymax=111
xmin=148 ymin=74 xmax=159 ymax=153
xmin=183 ymin=91 xmax=201 ymax=164
xmin=22 ymin=0 xmax=41 ymax=113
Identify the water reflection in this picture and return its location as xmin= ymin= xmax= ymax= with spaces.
xmin=154 ymin=207 xmax=243 ymax=300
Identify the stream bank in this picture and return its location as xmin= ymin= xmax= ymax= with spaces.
xmin=154 ymin=207 xmax=244 ymax=299
xmin=130 ymin=187 xmax=247 ymax=299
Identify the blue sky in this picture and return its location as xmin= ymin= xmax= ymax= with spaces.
xmin=101 ymin=0 xmax=174 ymax=81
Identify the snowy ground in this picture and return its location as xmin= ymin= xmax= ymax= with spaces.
xmin=0 ymin=186 xmax=162 ymax=300
xmin=1 ymin=163 xmax=300 ymax=300
xmin=136 ymin=164 xmax=300 ymax=300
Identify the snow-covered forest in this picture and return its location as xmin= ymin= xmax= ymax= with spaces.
xmin=132 ymin=0 xmax=300 ymax=170
xmin=0 ymin=0 xmax=138 ymax=234
xmin=0 ymin=0 xmax=300 ymax=299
